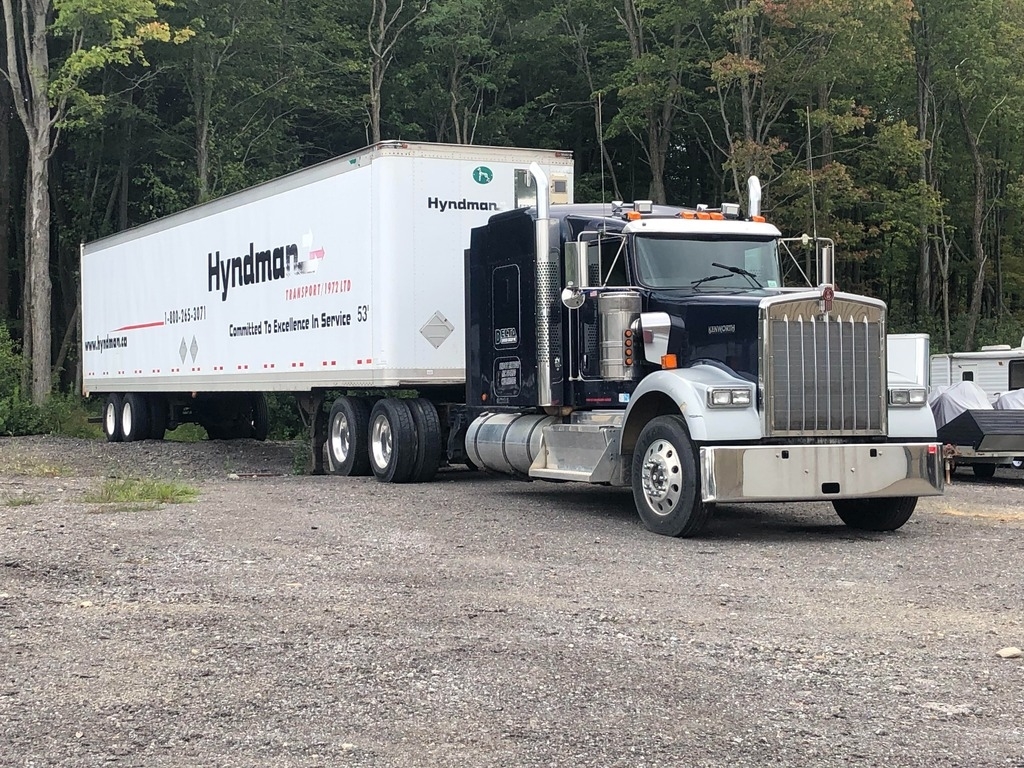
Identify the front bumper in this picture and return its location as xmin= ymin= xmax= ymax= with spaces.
xmin=700 ymin=443 xmax=944 ymax=503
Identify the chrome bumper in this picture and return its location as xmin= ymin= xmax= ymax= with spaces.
xmin=700 ymin=443 xmax=944 ymax=503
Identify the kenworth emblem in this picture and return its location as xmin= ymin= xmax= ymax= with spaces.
xmin=472 ymin=166 xmax=493 ymax=184
xmin=820 ymin=285 xmax=835 ymax=315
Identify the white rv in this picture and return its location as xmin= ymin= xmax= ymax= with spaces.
xmin=930 ymin=339 xmax=1024 ymax=402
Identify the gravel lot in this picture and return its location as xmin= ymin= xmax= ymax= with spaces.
xmin=1 ymin=435 xmax=1023 ymax=767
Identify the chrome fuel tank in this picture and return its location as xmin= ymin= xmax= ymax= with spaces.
xmin=465 ymin=413 xmax=557 ymax=475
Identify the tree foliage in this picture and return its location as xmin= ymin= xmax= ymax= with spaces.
xmin=3 ymin=0 xmax=1024 ymax=404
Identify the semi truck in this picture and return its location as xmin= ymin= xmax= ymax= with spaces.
xmin=82 ymin=140 xmax=944 ymax=537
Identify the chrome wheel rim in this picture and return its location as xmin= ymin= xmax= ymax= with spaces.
xmin=330 ymin=411 xmax=351 ymax=466
xmin=640 ymin=439 xmax=681 ymax=516
xmin=371 ymin=413 xmax=393 ymax=470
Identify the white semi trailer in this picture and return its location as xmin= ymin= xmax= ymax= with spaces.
xmin=83 ymin=140 xmax=944 ymax=537
xmin=82 ymin=141 xmax=573 ymax=445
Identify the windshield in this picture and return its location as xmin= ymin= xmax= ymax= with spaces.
xmin=633 ymin=235 xmax=782 ymax=290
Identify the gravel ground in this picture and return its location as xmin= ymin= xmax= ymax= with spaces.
xmin=1 ymin=435 xmax=1023 ymax=768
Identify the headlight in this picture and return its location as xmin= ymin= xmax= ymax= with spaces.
xmin=707 ymin=387 xmax=753 ymax=408
xmin=888 ymin=387 xmax=927 ymax=406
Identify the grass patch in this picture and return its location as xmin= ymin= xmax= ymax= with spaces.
xmin=3 ymin=492 xmax=41 ymax=507
xmin=165 ymin=424 xmax=208 ymax=442
xmin=85 ymin=478 xmax=198 ymax=505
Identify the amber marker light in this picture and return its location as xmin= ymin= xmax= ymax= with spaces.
xmin=661 ymin=354 xmax=678 ymax=369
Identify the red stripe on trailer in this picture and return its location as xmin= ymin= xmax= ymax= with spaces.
xmin=113 ymin=321 xmax=165 ymax=332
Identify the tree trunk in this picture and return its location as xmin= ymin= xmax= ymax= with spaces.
xmin=0 ymin=77 xmax=12 ymax=320
xmin=957 ymin=99 xmax=986 ymax=352
xmin=25 ymin=120 xmax=52 ymax=404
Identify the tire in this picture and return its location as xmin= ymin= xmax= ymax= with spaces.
xmin=120 ymin=393 xmax=151 ymax=442
xmin=368 ymin=398 xmax=417 ymax=483
xmin=407 ymin=398 xmax=442 ymax=483
xmin=631 ymin=415 xmax=712 ymax=537
xmin=972 ymin=463 xmax=997 ymax=479
xmin=103 ymin=393 xmax=123 ymax=443
xmin=327 ymin=396 xmax=372 ymax=477
xmin=148 ymin=395 xmax=167 ymax=441
xmin=832 ymin=497 xmax=917 ymax=531
xmin=251 ymin=393 xmax=269 ymax=441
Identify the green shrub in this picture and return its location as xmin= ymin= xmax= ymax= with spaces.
xmin=0 ymin=324 xmax=42 ymax=436
xmin=40 ymin=393 xmax=103 ymax=439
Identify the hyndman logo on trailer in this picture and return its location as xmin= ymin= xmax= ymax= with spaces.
xmin=207 ymin=239 xmax=323 ymax=301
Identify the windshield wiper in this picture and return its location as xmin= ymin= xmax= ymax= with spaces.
xmin=711 ymin=262 xmax=764 ymax=288
xmin=690 ymin=263 xmax=764 ymax=289
xmin=690 ymin=273 xmax=733 ymax=288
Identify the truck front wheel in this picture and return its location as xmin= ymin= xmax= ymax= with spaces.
xmin=631 ymin=416 xmax=712 ymax=537
xmin=328 ymin=396 xmax=372 ymax=476
xmin=832 ymin=497 xmax=917 ymax=531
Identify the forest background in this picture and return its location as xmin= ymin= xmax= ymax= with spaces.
xmin=3 ymin=0 xmax=1024 ymax=423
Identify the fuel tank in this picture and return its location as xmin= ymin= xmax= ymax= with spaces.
xmin=464 ymin=413 xmax=557 ymax=475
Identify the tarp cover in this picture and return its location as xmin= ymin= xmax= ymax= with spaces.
xmin=994 ymin=388 xmax=1024 ymax=410
xmin=930 ymin=380 xmax=992 ymax=428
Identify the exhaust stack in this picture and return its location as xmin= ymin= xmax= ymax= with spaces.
xmin=530 ymin=162 xmax=560 ymax=407
xmin=747 ymin=176 xmax=762 ymax=219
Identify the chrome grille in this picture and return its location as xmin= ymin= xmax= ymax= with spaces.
xmin=764 ymin=297 xmax=885 ymax=436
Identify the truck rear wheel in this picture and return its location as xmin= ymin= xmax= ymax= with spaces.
xmin=407 ymin=398 xmax=442 ymax=483
xmin=328 ymin=396 xmax=372 ymax=476
xmin=369 ymin=398 xmax=417 ymax=483
xmin=631 ymin=415 xmax=712 ymax=537
xmin=832 ymin=497 xmax=917 ymax=531
xmin=120 ymin=393 xmax=151 ymax=442
xmin=103 ymin=394 xmax=123 ymax=443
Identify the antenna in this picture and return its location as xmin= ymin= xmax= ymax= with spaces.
xmin=598 ymin=91 xmax=608 ymax=236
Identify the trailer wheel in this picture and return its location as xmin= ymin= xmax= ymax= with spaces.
xmin=148 ymin=395 xmax=167 ymax=440
xmin=368 ymin=398 xmax=417 ymax=483
xmin=832 ymin=497 xmax=917 ymax=531
xmin=120 ymin=393 xmax=151 ymax=442
xmin=119 ymin=394 xmax=148 ymax=442
xmin=328 ymin=396 xmax=372 ymax=476
xmin=103 ymin=394 xmax=123 ymax=443
xmin=407 ymin=398 xmax=442 ymax=483
xmin=251 ymin=393 xmax=270 ymax=441
xmin=972 ymin=463 xmax=997 ymax=479
xmin=631 ymin=416 xmax=712 ymax=537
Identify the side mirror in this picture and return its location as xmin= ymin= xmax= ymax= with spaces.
xmin=561 ymin=286 xmax=585 ymax=310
